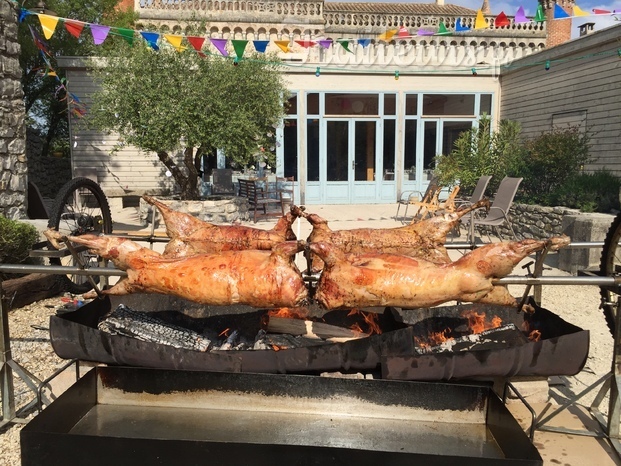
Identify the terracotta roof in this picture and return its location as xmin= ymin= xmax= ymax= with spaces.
xmin=324 ymin=2 xmax=478 ymax=16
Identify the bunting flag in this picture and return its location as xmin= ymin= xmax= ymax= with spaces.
xmin=29 ymin=25 xmax=50 ymax=55
xmin=187 ymin=36 xmax=206 ymax=56
xmin=514 ymin=6 xmax=530 ymax=23
xmin=377 ymin=29 xmax=398 ymax=41
xmin=474 ymin=10 xmax=488 ymax=29
xmin=210 ymin=38 xmax=229 ymax=56
xmin=418 ymin=29 xmax=436 ymax=36
xmin=164 ymin=34 xmax=185 ymax=52
xmin=232 ymin=39 xmax=248 ymax=58
xmin=117 ymin=27 xmax=135 ymax=46
xmin=357 ymin=38 xmax=371 ymax=47
xmin=573 ymin=5 xmax=590 ymax=16
xmin=37 ymin=14 xmax=59 ymax=39
xmin=91 ymin=24 xmax=111 ymax=45
xmin=318 ymin=39 xmax=333 ymax=49
xmin=455 ymin=18 xmax=471 ymax=32
xmin=534 ymin=4 xmax=546 ymax=22
xmin=593 ymin=8 xmax=612 ymax=14
xmin=64 ymin=19 xmax=85 ymax=38
xmin=398 ymin=25 xmax=410 ymax=38
xmin=274 ymin=40 xmax=290 ymax=53
xmin=140 ymin=31 xmax=160 ymax=51
xmin=554 ymin=4 xmax=571 ymax=18
xmin=337 ymin=39 xmax=353 ymax=54
xmin=295 ymin=40 xmax=316 ymax=48
xmin=252 ymin=40 xmax=270 ymax=53
xmin=18 ymin=8 xmax=31 ymax=23
xmin=494 ymin=12 xmax=510 ymax=27
xmin=437 ymin=22 xmax=451 ymax=35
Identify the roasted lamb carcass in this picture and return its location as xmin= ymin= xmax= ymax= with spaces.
xmin=309 ymin=236 xmax=570 ymax=310
xmin=45 ymin=230 xmax=308 ymax=308
xmin=144 ymin=196 xmax=300 ymax=258
xmin=294 ymin=200 xmax=489 ymax=271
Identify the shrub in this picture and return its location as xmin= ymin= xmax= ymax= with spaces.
xmin=0 ymin=216 xmax=39 ymax=279
xmin=547 ymin=170 xmax=621 ymax=213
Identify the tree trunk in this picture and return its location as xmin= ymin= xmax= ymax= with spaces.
xmin=156 ymin=149 xmax=201 ymax=200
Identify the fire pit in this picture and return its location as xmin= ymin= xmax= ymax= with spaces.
xmin=21 ymin=366 xmax=543 ymax=465
xmin=49 ymin=293 xmax=588 ymax=380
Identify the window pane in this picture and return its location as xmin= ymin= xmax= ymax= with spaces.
xmin=307 ymin=93 xmax=319 ymax=115
xmin=406 ymin=95 xmax=418 ymax=115
xmin=423 ymin=94 xmax=475 ymax=116
xmin=442 ymin=121 xmax=472 ymax=155
xmin=327 ymin=121 xmax=349 ymax=181
xmin=325 ymin=93 xmax=378 ymax=115
xmin=404 ymin=120 xmax=417 ymax=181
xmin=383 ymin=120 xmax=395 ymax=180
xmin=384 ymin=94 xmax=396 ymax=115
xmin=283 ymin=119 xmax=298 ymax=179
xmin=306 ymin=119 xmax=320 ymax=181
xmin=480 ymin=94 xmax=492 ymax=115
xmin=287 ymin=95 xmax=297 ymax=115
xmin=355 ymin=121 xmax=376 ymax=181
xmin=423 ymin=121 xmax=437 ymax=170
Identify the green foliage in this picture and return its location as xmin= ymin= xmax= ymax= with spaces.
xmin=0 ymin=216 xmax=39 ymax=278
xmin=87 ymin=43 xmax=289 ymax=199
xmin=546 ymin=170 xmax=620 ymax=213
xmin=434 ymin=116 xmax=525 ymax=195
xmin=515 ymin=126 xmax=592 ymax=204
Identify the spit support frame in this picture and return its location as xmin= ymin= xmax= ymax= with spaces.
xmin=0 ymin=239 xmax=619 ymax=450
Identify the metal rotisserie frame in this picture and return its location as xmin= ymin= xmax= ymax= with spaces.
xmin=49 ymin=293 xmax=589 ymax=380
xmin=21 ymin=366 xmax=543 ymax=466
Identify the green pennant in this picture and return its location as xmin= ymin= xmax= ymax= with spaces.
xmin=437 ymin=22 xmax=451 ymax=35
xmin=337 ymin=39 xmax=353 ymax=54
xmin=534 ymin=4 xmax=546 ymax=23
xmin=232 ymin=39 xmax=248 ymax=59
xmin=117 ymin=27 xmax=135 ymax=46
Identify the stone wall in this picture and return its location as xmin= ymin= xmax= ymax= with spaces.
xmin=139 ymin=196 xmax=250 ymax=227
xmin=0 ymin=2 xmax=27 ymax=219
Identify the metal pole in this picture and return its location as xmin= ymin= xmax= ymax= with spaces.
xmin=0 ymin=275 xmax=17 ymax=428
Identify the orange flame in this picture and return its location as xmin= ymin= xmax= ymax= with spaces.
xmin=461 ymin=310 xmax=502 ymax=334
xmin=347 ymin=309 xmax=382 ymax=335
xmin=218 ymin=328 xmax=230 ymax=337
xmin=268 ymin=307 xmax=309 ymax=320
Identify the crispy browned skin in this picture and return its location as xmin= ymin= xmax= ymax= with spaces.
xmin=47 ymin=231 xmax=308 ymax=308
xmin=294 ymin=200 xmax=489 ymax=271
xmin=310 ymin=236 xmax=570 ymax=310
xmin=144 ymin=196 xmax=299 ymax=258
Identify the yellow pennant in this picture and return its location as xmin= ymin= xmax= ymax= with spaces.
xmin=38 ymin=14 xmax=59 ymax=40
xmin=573 ymin=5 xmax=589 ymax=16
xmin=474 ymin=9 xmax=488 ymax=29
xmin=274 ymin=40 xmax=290 ymax=53
xmin=164 ymin=34 xmax=185 ymax=52
xmin=377 ymin=29 xmax=398 ymax=41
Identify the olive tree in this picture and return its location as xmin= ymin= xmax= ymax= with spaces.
xmin=87 ymin=43 xmax=289 ymax=199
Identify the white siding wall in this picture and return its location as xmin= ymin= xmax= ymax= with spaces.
xmin=500 ymin=25 xmax=621 ymax=174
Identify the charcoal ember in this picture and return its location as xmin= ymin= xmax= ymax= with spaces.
xmin=98 ymin=304 xmax=212 ymax=352
xmin=217 ymin=330 xmax=240 ymax=350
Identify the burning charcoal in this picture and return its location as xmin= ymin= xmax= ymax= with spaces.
xmin=219 ymin=330 xmax=240 ymax=350
xmin=98 ymin=304 xmax=212 ymax=352
xmin=415 ymin=324 xmax=528 ymax=355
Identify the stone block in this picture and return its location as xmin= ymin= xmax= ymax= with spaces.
xmin=559 ymin=212 xmax=615 ymax=274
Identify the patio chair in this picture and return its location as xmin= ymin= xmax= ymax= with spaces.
xmin=456 ymin=175 xmax=492 ymax=208
xmin=464 ymin=176 xmax=522 ymax=241
xmin=395 ymin=177 xmax=443 ymax=221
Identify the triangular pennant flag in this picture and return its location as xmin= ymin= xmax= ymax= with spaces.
xmin=437 ymin=22 xmax=451 ymax=35
xmin=494 ymin=12 xmax=510 ymax=27
xmin=357 ymin=38 xmax=371 ymax=47
xmin=377 ymin=29 xmax=398 ymax=41
xmin=187 ymin=36 xmax=206 ymax=56
xmin=210 ymin=38 xmax=229 ymax=56
xmin=475 ymin=10 xmax=488 ymax=29
xmin=18 ymin=8 xmax=31 ymax=23
xmin=514 ymin=6 xmax=530 ymax=23
xmin=455 ymin=18 xmax=471 ymax=32
xmin=534 ymin=4 xmax=546 ymax=22
xmin=29 ymin=25 xmax=50 ymax=55
xmin=274 ymin=40 xmax=290 ymax=53
xmin=554 ymin=4 xmax=570 ymax=18
xmin=64 ymin=19 xmax=84 ymax=38
xmin=573 ymin=5 xmax=589 ymax=16
xmin=38 ymin=14 xmax=59 ymax=40
xmin=337 ymin=39 xmax=353 ymax=54
xmin=417 ymin=29 xmax=436 ymax=36
xmin=140 ymin=31 xmax=160 ymax=50
xmin=232 ymin=39 xmax=248 ymax=58
xmin=318 ymin=39 xmax=333 ymax=49
xmin=252 ymin=40 xmax=270 ymax=53
xmin=117 ymin=28 xmax=135 ymax=46
xmin=295 ymin=40 xmax=316 ymax=48
xmin=164 ymin=34 xmax=185 ymax=52
xmin=398 ymin=25 xmax=410 ymax=38
xmin=90 ymin=24 xmax=111 ymax=45
xmin=593 ymin=8 xmax=612 ymax=14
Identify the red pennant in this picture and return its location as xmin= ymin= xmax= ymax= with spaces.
xmin=494 ymin=12 xmax=510 ymax=27
xmin=64 ymin=19 xmax=84 ymax=38
xmin=187 ymin=36 xmax=206 ymax=57
xmin=295 ymin=40 xmax=316 ymax=48
xmin=593 ymin=8 xmax=611 ymax=14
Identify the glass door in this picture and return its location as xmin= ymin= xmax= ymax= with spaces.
xmin=324 ymin=119 xmax=350 ymax=203
xmin=351 ymin=119 xmax=378 ymax=202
